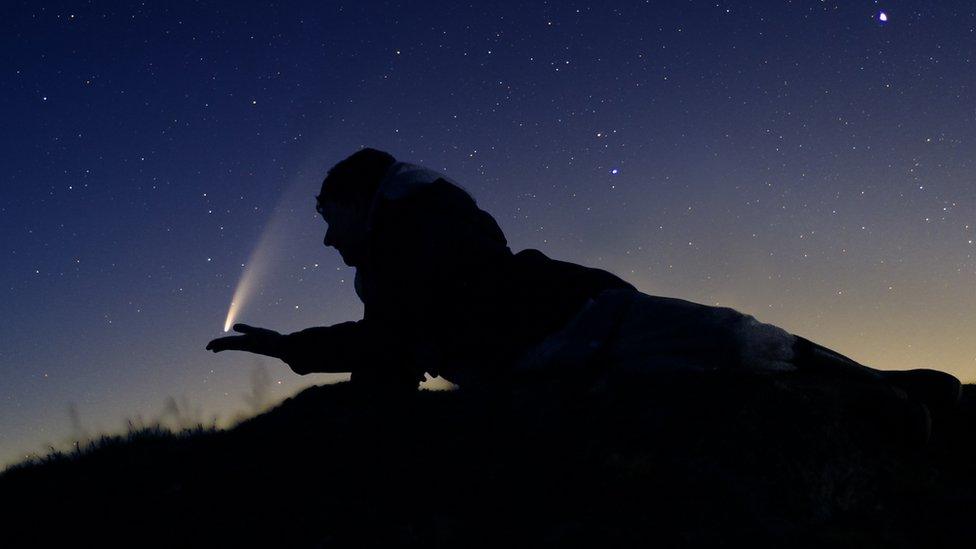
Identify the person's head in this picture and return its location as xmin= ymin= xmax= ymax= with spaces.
xmin=316 ymin=148 xmax=396 ymax=266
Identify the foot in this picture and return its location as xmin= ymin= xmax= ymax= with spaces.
xmin=880 ymin=369 xmax=962 ymax=412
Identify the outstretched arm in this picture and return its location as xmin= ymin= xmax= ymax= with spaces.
xmin=275 ymin=320 xmax=370 ymax=375
xmin=206 ymin=321 xmax=368 ymax=375
xmin=206 ymin=321 xmax=423 ymax=390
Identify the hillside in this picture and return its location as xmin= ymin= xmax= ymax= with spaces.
xmin=2 ymin=370 xmax=975 ymax=547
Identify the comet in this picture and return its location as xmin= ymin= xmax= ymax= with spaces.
xmin=218 ymin=148 xmax=345 ymax=332
xmin=220 ymin=157 xmax=326 ymax=333
xmin=222 ymin=214 xmax=282 ymax=332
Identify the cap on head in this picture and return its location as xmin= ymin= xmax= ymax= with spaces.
xmin=317 ymin=148 xmax=396 ymax=209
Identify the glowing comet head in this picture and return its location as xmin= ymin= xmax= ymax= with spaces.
xmin=222 ymin=226 xmax=274 ymax=333
xmin=223 ymin=261 xmax=261 ymax=332
xmin=223 ymin=302 xmax=236 ymax=332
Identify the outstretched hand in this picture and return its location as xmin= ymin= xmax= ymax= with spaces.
xmin=206 ymin=323 xmax=283 ymax=358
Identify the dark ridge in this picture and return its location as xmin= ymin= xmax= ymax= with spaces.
xmin=3 ymin=372 xmax=975 ymax=547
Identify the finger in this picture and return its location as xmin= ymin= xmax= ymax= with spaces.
xmin=206 ymin=340 xmax=226 ymax=352
xmin=207 ymin=335 xmax=248 ymax=352
xmin=234 ymin=323 xmax=262 ymax=334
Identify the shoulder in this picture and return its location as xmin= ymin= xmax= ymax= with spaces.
xmin=374 ymin=162 xmax=470 ymax=204
xmin=374 ymin=179 xmax=506 ymax=241
xmin=373 ymin=178 xmax=474 ymax=218
xmin=397 ymin=178 xmax=476 ymax=209
xmin=365 ymin=179 xmax=510 ymax=266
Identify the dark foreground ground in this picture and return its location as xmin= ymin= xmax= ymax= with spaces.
xmin=2 ymin=370 xmax=975 ymax=547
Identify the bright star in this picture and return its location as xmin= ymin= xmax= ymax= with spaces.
xmin=879 ymin=12 xmax=888 ymax=22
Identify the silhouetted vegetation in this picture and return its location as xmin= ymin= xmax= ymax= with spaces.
xmin=3 ymin=371 xmax=975 ymax=547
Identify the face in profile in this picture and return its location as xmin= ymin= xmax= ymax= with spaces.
xmin=317 ymin=198 xmax=369 ymax=266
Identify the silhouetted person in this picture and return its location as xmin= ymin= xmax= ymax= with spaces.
xmin=206 ymin=148 xmax=960 ymax=412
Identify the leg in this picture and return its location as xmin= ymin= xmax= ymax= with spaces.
xmin=792 ymin=336 xmax=961 ymax=410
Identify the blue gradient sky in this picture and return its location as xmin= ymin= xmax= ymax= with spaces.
xmin=2 ymin=1 xmax=974 ymax=465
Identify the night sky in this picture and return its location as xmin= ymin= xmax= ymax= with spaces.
xmin=2 ymin=1 xmax=974 ymax=465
